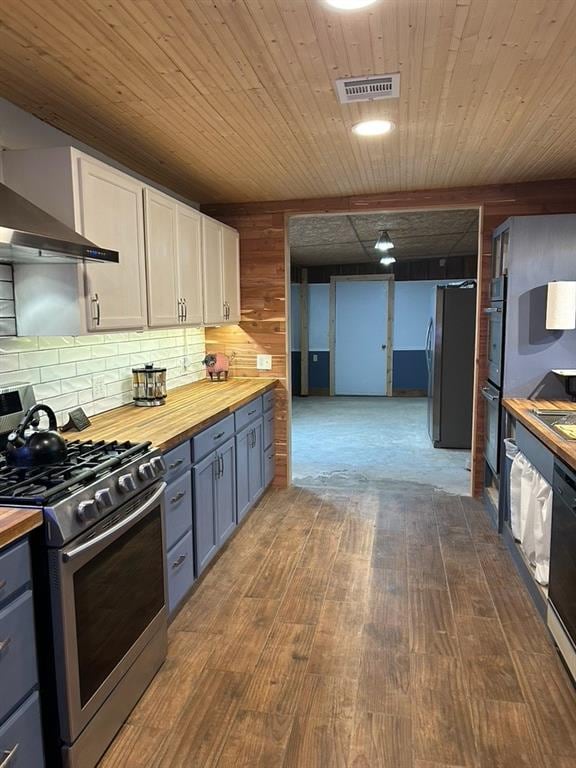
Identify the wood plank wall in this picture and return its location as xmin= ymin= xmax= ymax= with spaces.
xmin=204 ymin=213 xmax=289 ymax=488
xmin=204 ymin=179 xmax=576 ymax=496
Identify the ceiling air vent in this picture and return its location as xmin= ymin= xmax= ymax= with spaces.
xmin=335 ymin=73 xmax=400 ymax=104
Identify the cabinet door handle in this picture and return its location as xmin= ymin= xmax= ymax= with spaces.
xmin=248 ymin=409 xmax=256 ymax=416
xmin=0 ymin=744 xmax=19 ymax=768
xmin=177 ymin=299 xmax=182 ymax=322
xmin=268 ymin=453 xmax=275 ymax=460
xmin=169 ymin=459 xmax=184 ymax=470
xmin=91 ymin=294 xmax=100 ymax=326
xmin=213 ymin=456 xmax=220 ymax=479
xmin=213 ymin=431 xmax=225 ymax=441
xmin=183 ymin=298 xmax=187 ymax=321
xmin=171 ymin=554 xmax=187 ymax=569
xmin=0 ymin=637 xmax=11 ymax=654
xmin=219 ymin=454 xmax=224 ymax=477
xmin=170 ymin=491 xmax=186 ymax=504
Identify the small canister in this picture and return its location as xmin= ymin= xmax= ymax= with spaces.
xmin=132 ymin=363 xmax=167 ymax=407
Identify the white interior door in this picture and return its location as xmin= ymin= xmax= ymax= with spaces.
xmin=334 ymin=280 xmax=389 ymax=395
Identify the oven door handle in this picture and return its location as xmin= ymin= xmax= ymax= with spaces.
xmin=480 ymin=386 xmax=499 ymax=402
xmin=62 ymin=482 xmax=166 ymax=563
xmin=483 ymin=306 xmax=502 ymax=314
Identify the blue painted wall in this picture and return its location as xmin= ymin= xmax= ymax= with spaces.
xmin=393 ymin=350 xmax=428 ymax=391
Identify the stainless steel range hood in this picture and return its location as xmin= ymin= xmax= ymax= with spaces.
xmin=0 ymin=183 xmax=119 ymax=263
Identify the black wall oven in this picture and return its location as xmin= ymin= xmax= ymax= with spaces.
xmin=485 ymin=276 xmax=505 ymax=389
xmin=548 ymin=460 xmax=576 ymax=680
xmin=44 ymin=481 xmax=167 ymax=767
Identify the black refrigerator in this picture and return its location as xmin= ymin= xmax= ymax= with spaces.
xmin=426 ymin=282 xmax=476 ymax=448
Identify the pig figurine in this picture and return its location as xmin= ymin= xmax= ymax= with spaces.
xmin=202 ymin=352 xmax=235 ymax=381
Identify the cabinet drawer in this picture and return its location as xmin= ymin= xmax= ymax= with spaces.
xmin=0 ymin=540 xmax=31 ymax=607
xmin=0 ymin=692 xmax=44 ymax=768
xmin=165 ymin=472 xmax=193 ymax=551
xmin=0 ymin=591 xmax=38 ymax=725
xmin=235 ymin=397 xmax=262 ymax=432
xmin=192 ymin=415 xmax=234 ymax=462
xmin=263 ymin=390 xmax=275 ymax=413
xmin=264 ymin=445 xmax=275 ymax=488
xmin=264 ymin=408 xmax=275 ymax=450
xmin=163 ymin=442 xmax=191 ymax=484
xmin=167 ymin=531 xmax=195 ymax=617
xmin=516 ymin=422 xmax=554 ymax=485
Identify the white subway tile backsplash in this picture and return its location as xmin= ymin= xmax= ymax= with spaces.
xmin=59 ymin=346 xmax=93 ymax=363
xmin=0 ymin=354 xmax=19 ymax=373
xmin=60 ymin=376 xmax=93 ymax=393
xmin=76 ymin=359 xmax=106 ymax=375
xmin=41 ymin=363 xmax=77 ymax=382
xmin=91 ymin=343 xmax=119 ymax=358
xmin=19 ymin=349 xmax=59 ymax=369
xmin=0 ymin=328 xmax=206 ymax=426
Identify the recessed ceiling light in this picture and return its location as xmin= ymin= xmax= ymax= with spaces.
xmin=352 ymin=119 xmax=394 ymax=137
xmin=325 ymin=0 xmax=379 ymax=9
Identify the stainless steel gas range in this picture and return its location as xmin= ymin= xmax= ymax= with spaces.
xmin=0 ymin=438 xmax=168 ymax=768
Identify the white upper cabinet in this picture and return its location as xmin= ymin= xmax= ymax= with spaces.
xmin=3 ymin=147 xmax=148 ymax=335
xmin=3 ymin=146 xmax=240 ymax=335
xmin=201 ymin=216 xmax=241 ymax=326
xmin=78 ymin=157 xmax=148 ymax=331
xmin=144 ymin=188 xmax=204 ymax=328
xmin=177 ymin=205 xmax=204 ymax=325
xmin=143 ymin=188 xmax=180 ymax=327
xmin=221 ymin=225 xmax=240 ymax=324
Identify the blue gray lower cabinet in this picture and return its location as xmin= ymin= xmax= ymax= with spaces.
xmin=236 ymin=418 xmax=264 ymax=524
xmin=0 ymin=538 xmax=44 ymax=766
xmin=166 ymin=531 xmax=194 ymax=615
xmin=0 ymin=692 xmax=45 ymax=768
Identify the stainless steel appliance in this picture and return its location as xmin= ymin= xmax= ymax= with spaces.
xmin=0 ymin=437 xmax=168 ymax=768
xmin=0 ymin=182 xmax=118 ymax=264
xmin=548 ymin=459 xmax=576 ymax=680
xmin=481 ymin=380 xmax=500 ymax=474
xmin=426 ymin=282 xmax=477 ymax=448
xmin=485 ymin=276 xmax=506 ymax=388
xmin=132 ymin=363 xmax=167 ymax=407
xmin=0 ymin=381 xmax=36 ymax=441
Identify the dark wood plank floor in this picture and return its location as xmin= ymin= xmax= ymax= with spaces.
xmin=99 ymin=484 xmax=576 ymax=768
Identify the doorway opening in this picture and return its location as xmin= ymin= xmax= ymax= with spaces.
xmin=288 ymin=209 xmax=479 ymax=496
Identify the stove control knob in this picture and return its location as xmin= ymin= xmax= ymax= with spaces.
xmin=95 ymin=488 xmax=113 ymax=509
xmin=77 ymin=499 xmax=98 ymax=521
xmin=137 ymin=462 xmax=155 ymax=481
xmin=150 ymin=456 xmax=167 ymax=476
xmin=118 ymin=473 xmax=136 ymax=494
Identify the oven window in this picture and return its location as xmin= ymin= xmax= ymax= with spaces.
xmin=74 ymin=507 xmax=164 ymax=707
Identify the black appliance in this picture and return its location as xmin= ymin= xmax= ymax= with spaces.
xmin=480 ymin=380 xmax=500 ymax=475
xmin=0 ymin=437 xmax=168 ymax=768
xmin=6 ymin=403 xmax=68 ymax=467
xmin=486 ymin=276 xmax=506 ymax=389
xmin=426 ymin=282 xmax=477 ymax=448
xmin=548 ymin=460 xmax=576 ymax=680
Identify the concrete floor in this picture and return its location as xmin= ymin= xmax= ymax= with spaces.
xmin=291 ymin=396 xmax=471 ymax=496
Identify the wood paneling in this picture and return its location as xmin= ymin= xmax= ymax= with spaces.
xmin=99 ymin=483 xmax=576 ymax=767
xmin=0 ymin=507 xmax=42 ymax=549
xmin=2 ymin=2 xmax=576 ymax=203
xmin=204 ymin=178 xmax=576 ymax=494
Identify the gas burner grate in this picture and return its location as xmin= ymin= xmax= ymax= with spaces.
xmin=0 ymin=439 xmax=151 ymax=506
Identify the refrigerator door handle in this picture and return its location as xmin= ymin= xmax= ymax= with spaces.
xmin=425 ymin=319 xmax=433 ymax=371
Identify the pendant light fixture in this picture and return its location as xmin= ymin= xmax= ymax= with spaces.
xmin=380 ymin=254 xmax=396 ymax=267
xmin=375 ymin=229 xmax=394 ymax=252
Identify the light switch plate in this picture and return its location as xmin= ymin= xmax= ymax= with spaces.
xmin=93 ymin=374 xmax=106 ymax=399
xmin=256 ymin=354 xmax=272 ymax=370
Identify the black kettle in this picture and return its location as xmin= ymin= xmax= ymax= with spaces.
xmin=6 ymin=404 xmax=68 ymax=468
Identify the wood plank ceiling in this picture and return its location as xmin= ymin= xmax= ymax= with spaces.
xmin=0 ymin=1 xmax=575 ymax=203
xmin=289 ymin=209 xmax=479 ymax=265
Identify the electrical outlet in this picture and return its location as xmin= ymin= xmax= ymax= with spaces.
xmin=256 ymin=354 xmax=272 ymax=371
xmin=93 ymin=374 xmax=106 ymax=399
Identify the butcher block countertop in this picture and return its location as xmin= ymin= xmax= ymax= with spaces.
xmin=76 ymin=377 xmax=278 ymax=452
xmin=503 ymin=398 xmax=576 ymax=471
xmin=0 ymin=507 xmax=43 ymax=549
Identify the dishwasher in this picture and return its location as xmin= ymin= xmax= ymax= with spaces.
xmin=548 ymin=460 xmax=576 ymax=680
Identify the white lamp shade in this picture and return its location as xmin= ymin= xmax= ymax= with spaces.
xmin=546 ymin=281 xmax=576 ymax=330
